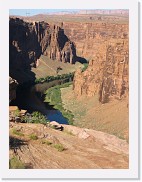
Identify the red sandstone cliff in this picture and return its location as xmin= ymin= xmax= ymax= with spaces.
xmin=62 ymin=22 xmax=128 ymax=60
xmin=73 ymin=39 xmax=129 ymax=103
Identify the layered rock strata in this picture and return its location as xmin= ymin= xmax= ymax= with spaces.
xmin=62 ymin=22 xmax=128 ymax=60
xmin=73 ymin=39 xmax=129 ymax=103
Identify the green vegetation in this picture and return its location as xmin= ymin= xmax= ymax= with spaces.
xmin=22 ymin=111 xmax=49 ymax=124
xmin=53 ymin=143 xmax=65 ymax=152
xmin=63 ymin=130 xmax=75 ymax=136
xmin=82 ymin=63 xmax=89 ymax=72
xmin=41 ymin=139 xmax=52 ymax=145
xmin=41 ymin=139 xmax=65 ymax=152
xmin=29 ymin=134 xmax=38 ymax=140
xmin=9 ymin=156 xmax=25 ymax=169
xmin=45 ymin=82 xmax=74 ymax=125
xmin=13 ymin=109 xmax=20 ymax=117
xmin=12 ymin=128 xmax=24 ymax=137
xmin=49 ymin=124 xmax=56 ymax=129
xmin=35 ymin=72 xmax=74 ymax=84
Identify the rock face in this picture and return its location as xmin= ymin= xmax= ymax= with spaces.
xmin=9 ymin=18 xmax=76 ymax=82
xmin=69 ymin=20 xmax=129 ymax=103
xmin=62 ymin=22 xmax=128 ymax=60
xmin=9 ymin=122 xmax=129 ymax=169
xmin=73 ymin=39 xmax=129 ymax=103
xmin=9 ymin=77 xmax=18 ymax=102
xmin=43 ymin=25 xmax=76 ymax=64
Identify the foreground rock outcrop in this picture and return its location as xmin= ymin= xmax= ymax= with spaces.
xmin=10 ymin=122 xmax=128 ymax=169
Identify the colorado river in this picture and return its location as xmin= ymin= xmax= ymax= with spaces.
xmin=10 ymin=80 xmax=69 ymax=124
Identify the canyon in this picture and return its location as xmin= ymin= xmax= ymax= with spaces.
xmin=10 ymin=14 xmax=128 ymax=103
xmin=73 ymin=39 xmax=129 ymax=103
xmin=9 ymin=18 xmax=76 ymax=83
xmin=9 ymin=12 xmax=129 ymax=169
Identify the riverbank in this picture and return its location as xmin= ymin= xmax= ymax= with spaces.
xmin=61 ymin=85 xmax=129 ymax=141
xmin=44 ymin=82 xmax=74 ymax=125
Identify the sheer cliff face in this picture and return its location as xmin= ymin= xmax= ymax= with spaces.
xmin=9 ymin=18 xmax=76 ymax=82
xmin=43 ymin=25 xmax=76 ymax=64
xmin=63 ymin=22 xmax=128 ymax=60
xmin=63 ymin=21 xmax=129 ymax=103
xmin=9 ymin=18 xmax=49 ymax=70
xmin=73 ymin=39 xmax=129 ymax=103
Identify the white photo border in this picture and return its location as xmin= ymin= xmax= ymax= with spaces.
xmin=0 ymin=0 xmax=139 ymax=179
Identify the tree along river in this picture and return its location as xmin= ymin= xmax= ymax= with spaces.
xmin=10 ymin=80 xmax=69 ymax=124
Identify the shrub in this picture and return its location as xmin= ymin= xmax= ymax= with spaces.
xmin=13 ymin=109 xmax=20 ymax=117
xmin=9 ymin=157 xmax=25 ymax=169
xmin=63 ymin=130 xmax=74 ymax=136
xmin=12 ymin=128 xmax=24 ymax=137
xmin=29 ymin=134 xmax=38 ymax=140
xmin=22 ymin=112 xmax=48 ymax=125
xmin=82 ymin=63 xmax=89 ymax=72
xmin=41 ymin=139 xmax=52 ymax=145
xmin=53 ymin=143 xmax=65 ymax=152
xmin=34 ymin=72 xmax=74 ymax=84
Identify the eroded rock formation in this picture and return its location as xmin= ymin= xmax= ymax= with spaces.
xmin=62 ymin=22 xmax=128 ymax=60
xmin=9 ymin=18 xmax=76 ymax=82
xmin=73 ymin=39 xmax=129 ymax=103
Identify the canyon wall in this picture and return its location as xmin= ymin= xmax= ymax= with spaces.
xmin=62 ymin=22 xmax=128 ymax=60
xmin=9 ymin=18 xmax=76 ymax=83
xmin=9 ymin=17 xmax=129 ymax=103
xmin=68 ymin=21 xmax=129 ymax=103
xmin=73 ymin=39 xmax=129 ymax=103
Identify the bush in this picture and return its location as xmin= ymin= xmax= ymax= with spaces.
xmin=22 ymin=111 xmax=49 ymax=124
xmin=12 ymin=128 xmax=24 ymax=137
xmin=41 ymin=139 xmax=52 ymax=145
xmin=82 ymin=63 xmax=89 ymax=72
xmin=35 ymin=73 xmax=74 ymax=84
xmin=29 ymin=134 xmax=38 ymax=140
xmin=9 ymin=157 xmax=25 ymax=169
xmin=53 ymin=143 xmax=65 ymax=152
xmin=13 ymin=109 xmax=20 ymax=117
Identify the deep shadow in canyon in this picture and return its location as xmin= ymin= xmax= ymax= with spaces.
xmin=10 ymin=79 xmax=72 ymax=124
xmin=9 ymin=17 xmax=87 ymax=125
xmin=76 ymin=56 xmax=88 ymax=64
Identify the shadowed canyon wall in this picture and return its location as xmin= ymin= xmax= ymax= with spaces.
xmin=9 ymin=18 xmax=76 ymax=83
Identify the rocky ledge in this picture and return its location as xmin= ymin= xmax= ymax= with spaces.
xmin=10 ymin=121 xmax=128 ymax=169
